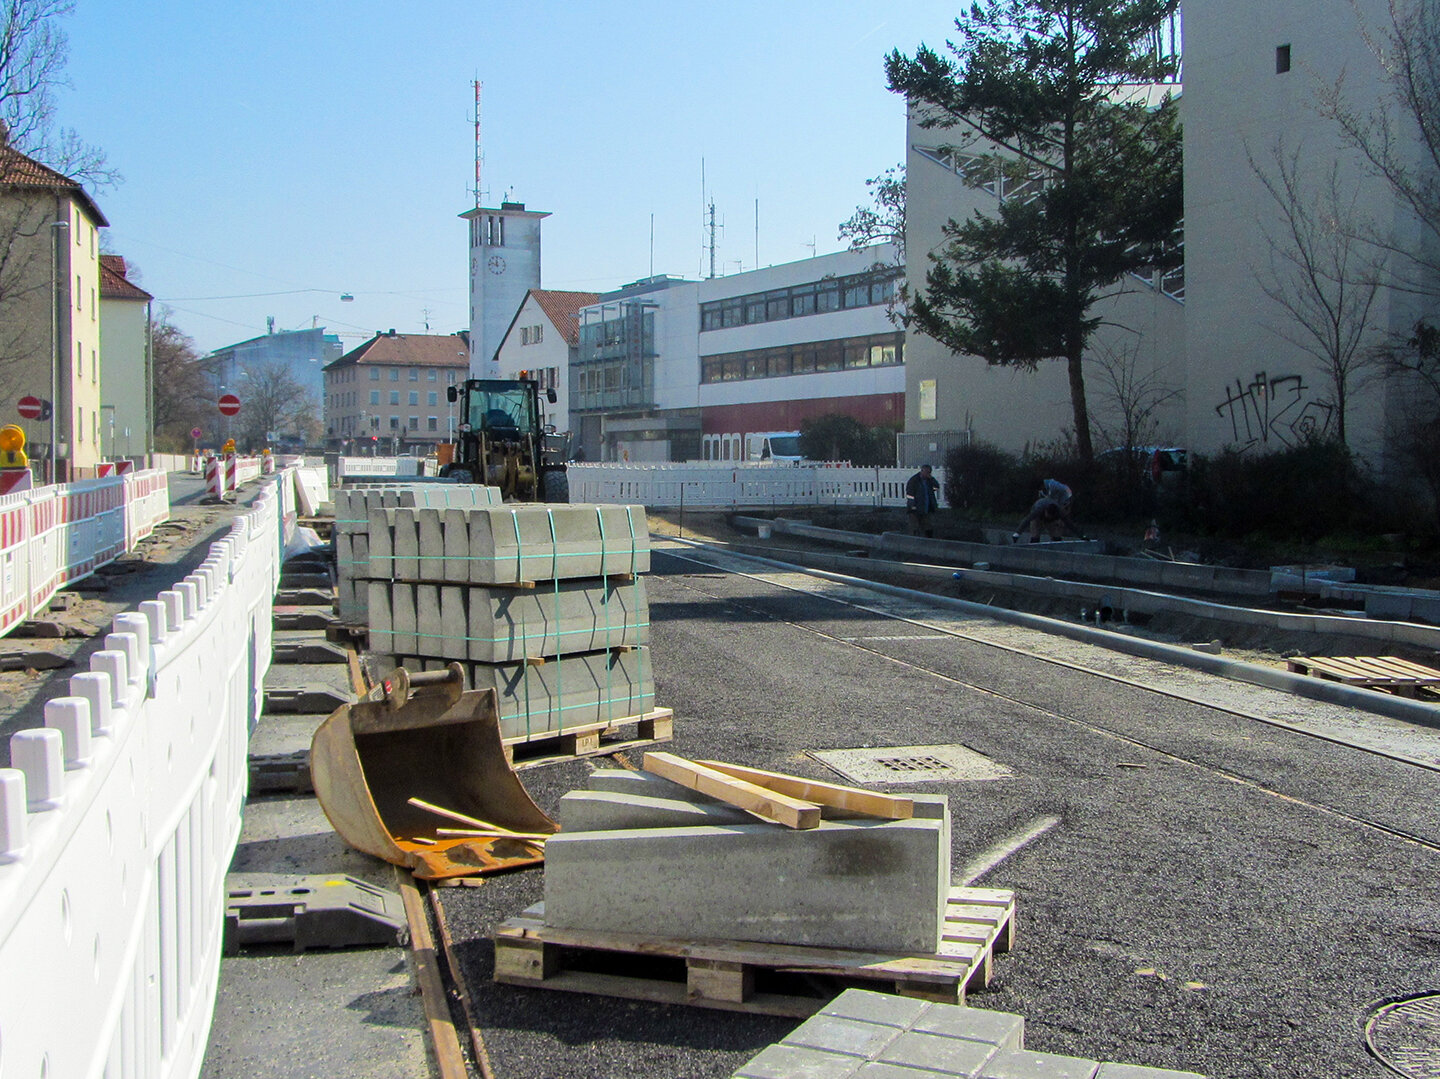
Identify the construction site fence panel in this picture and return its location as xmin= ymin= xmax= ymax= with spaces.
xmin=0 ymin=471 xmax=173 ymax=641
xmin=566 ymin=463 xmax=947 ymax=510
xmin=0 ymin=470 xmax=290 ymax=1079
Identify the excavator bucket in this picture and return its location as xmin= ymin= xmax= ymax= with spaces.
xmin=310 ymin=663 xmax=558 ymax=880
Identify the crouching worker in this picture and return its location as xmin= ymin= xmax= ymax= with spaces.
xmin=1012 ymin=487 xmax=1088 ymax=543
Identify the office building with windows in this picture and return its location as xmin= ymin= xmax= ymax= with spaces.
xmin=570 ymin=244 xmax=903 ymax=462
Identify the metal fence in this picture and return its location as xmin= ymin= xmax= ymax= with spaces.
xmin=567 ymin=462 xmax=947 ymax=509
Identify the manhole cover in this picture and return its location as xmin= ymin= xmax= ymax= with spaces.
xmin=811 ymin=744 xmax=1012 ymax=786
xmin=1367 ymin=994 xmax=1440 ymax=1077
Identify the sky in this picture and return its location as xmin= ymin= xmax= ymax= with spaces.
xmin=56 ymin=1 xmax=964 ymax=357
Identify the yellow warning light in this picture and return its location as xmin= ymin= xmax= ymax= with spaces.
xmin=223 ymin=438 xmax=236 ymax=454
xmin=0 ymin=424 xmax=28 ymax=468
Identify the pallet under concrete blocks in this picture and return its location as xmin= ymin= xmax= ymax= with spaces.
xmin=543 ymin=782 xmax=951 ymax=954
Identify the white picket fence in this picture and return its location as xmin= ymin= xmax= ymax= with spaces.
xmin=0 ymin=470 xmax=172 ymax=641
xmin=566 ymin=463 xmax=947 ymax=509
xmin=0 ymin=470 xmax=296 ymax=1079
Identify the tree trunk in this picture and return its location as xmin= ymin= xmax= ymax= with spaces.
xmin=1067 ymin=347 xmax=1094 ymax=462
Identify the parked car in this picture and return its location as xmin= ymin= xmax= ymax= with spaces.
xmin=1098 ymin=445 xmax=1187 ymax=483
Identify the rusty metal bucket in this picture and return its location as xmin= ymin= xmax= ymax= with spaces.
xmin=310 ymin=663 xmax=558 ymax=879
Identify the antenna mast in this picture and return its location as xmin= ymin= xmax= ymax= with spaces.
xmin=472 ymin=79 xmax=483 ymax=208
xmin=702 ymin=158 xmax=721 ymax=280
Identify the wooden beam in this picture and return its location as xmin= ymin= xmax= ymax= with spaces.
xmin=696 ymin=760 xmax=913 ymax=820
xmin=641 ymin=751 xmax=821 ymax=829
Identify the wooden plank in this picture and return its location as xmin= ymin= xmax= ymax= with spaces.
xmin=396 ymin=874 xmax=470 ymax=1079
xmin=695 ymin=760 xmax=913 ymax=820
xmin=642 ymin=751 xmax=821 ymax=829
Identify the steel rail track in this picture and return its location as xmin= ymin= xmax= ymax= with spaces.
xmin=659 ymin=548 xmax=1440 ymax=856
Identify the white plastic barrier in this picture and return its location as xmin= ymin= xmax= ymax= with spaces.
xmin=566 ymin=463 xmax=947 ymax=510
xmin=0 ymin=471 xmax=290 ymax=1079
xmin=336 ymin=456 xmax=431 ymax=479
xmin=0 ymin=471 xmax=171 ymax=640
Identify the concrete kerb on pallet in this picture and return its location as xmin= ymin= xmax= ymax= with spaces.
xmin=668 ymin=538 xmax=1440 ymax=730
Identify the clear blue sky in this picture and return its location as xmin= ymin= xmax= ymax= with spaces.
xmin=61 ymin=1 xmax=960 ymax=355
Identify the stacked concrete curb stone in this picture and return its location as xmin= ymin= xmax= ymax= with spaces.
xmin=544 ymin=768 xmax=951 ymax=953
xmin=733 ymin=988 xmax=1206 ymax=1078
xmin=348 ymin=492 xmax=655 ymax=742
xmin=333 ymin=483 xmax=503 ymax=622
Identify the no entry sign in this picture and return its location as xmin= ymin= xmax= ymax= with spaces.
xmin=218 ymin=394 xmax=241 ymax=417
xmin=16 ymin=396 xmax=42 ymax=420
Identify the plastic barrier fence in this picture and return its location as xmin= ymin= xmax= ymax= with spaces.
xmin=566 ymin=463 xmax=947 ymax=509
xmin=0 ymin=471 xmax=291 ymax=1079
xmin=0 ymin=471 xmax=171 ymax=640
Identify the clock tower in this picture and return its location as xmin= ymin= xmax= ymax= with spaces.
xmin=461 ymin=201 xmax=550 ymax=377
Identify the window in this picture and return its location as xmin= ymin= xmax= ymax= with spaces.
xmin=409 ymin=368 xmax=418 ymax=381
xmin=1276 ymin=44 xmax=1291 ymax=74
xmin=765 ymin=291 xmax=788 ymax=320
xmin=843 ymin=277 xmax=869 ymax=308
xmin=370 ymin=390 xmax=380 ymax=405
xmin=743 ymin=296 xmax=765 ymax=324
xmin=390 ymin=368 xmax=399 ymax=381
xmin=428 ymin=416 xmax=438 ymax=431
xmin=389 ymin=416 xmax=399 ymax=430
xmin=90 ymin=288 xmax=96 ymax=320
xmin=389 ymin=390 xmax=399 ymax=405
xmin=409 ymin=391 xmax=418 ymax=405
xmin=790 ymin=284 xmax=816 ymax=316
xmin=427 ymin=369 xmax=437 ymax=381
xmin=816 ymin=282 xmax=841 ymax=312
xmin=76 ymin=341 xmax=82 ymax=377
xmin=428 ymin=391 xmax=438 ymax=406
xmin=448 ymin=371 xmax=458 ymax=384
xmin=77 ymin=406 xmax=82 ymax=440
xmin=408 ymin=416 xmax=419 ymax=430
xmin=370 ymin=368 xmax=380 ymax=381
xmin=91 ymin=349 xmax=96 ymax=382
xmin=76 ymin=275 xmax=82 ymax=309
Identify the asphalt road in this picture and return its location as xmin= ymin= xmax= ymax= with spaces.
xmin=440 ymin=541 xmax=1440 ymax=1079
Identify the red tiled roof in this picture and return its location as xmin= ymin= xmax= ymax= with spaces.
xmin=327 ymin=331 xmax=471 ymax=370
xmin=99 ymin=255 xmax=152 ymax=302
xmin=0 ymin=142 xmax=108 ymax=226
xmin=529 ymin=290 xmax=600 ymax=346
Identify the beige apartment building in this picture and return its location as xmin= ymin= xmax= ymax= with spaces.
xmin=323 ymin=330 xmax=470 ymax=455
xmin=0 ymin=134 xmax=107 ymax=479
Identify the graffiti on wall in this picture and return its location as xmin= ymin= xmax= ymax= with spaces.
xmin=1214 ymin=371 xmax=1334 ymax=450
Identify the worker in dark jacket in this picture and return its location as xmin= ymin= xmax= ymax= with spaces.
xmin=906 ymin=464 xmax=941 ymax=537
xmin=1013 ymin=490 xmax=1088 ymax=543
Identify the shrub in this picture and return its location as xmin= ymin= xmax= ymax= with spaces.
xmin=799 ymin=415 xmax=897 ymax=465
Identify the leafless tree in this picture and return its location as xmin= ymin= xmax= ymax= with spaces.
xmin=839 ymin=165 xmax=906 ymax=260
xmin=1250 ymin=142 xmax=1385 ymax=446
xmin=1089 ymin=337 xmax=1181 ymax=477
xmin=0 ymin=0 xmax=113 ymax=185
xmin=150 ymin=314 xmax=209 ymax=451
xmin=234 ymin=359 xmax=317 ymax=451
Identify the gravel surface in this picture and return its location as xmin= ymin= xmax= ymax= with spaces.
xmin=438 ymin=544 xmax=1440 ymax=1079
xmin=0 ymin=473 xmax=250 ymax=765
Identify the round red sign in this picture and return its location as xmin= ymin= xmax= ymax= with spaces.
xmin=16 ymin=395 xmax=42 ymax=420
xmin=217 ymin=394 xmax=241 ymax=417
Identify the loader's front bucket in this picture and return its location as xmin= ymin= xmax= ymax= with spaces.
xmin=310 ymin=663 xmax=557 ymax=879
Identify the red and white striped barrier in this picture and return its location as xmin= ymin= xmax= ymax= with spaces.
xmin=0 ymin=470 xmax=171 ymax=640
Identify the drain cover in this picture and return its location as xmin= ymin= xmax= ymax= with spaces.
xmin=811 ymin=744 xmax=1012 ymax=786
xmin=1368 ymin=994 xmax=1440 ymax=1078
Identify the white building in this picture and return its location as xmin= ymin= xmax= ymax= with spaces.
xmin=571 ymin=245 xmax=904 ymax=462
xmin=901 ymin=1 xmax=1428 ymax=467
xmin=98 ymin=256 xmax=153 ymax=461
xmin=462 ymin=201 xmax=548 ymax=377
xmin=493 ymin=288 xmax=598 ymax=440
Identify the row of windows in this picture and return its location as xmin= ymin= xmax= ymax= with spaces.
xmin=520 ymin=324 xmax=544 ymax=345
xmin=699 ymin=269 xmax=898 ymax=332
xmin=331 ymin=366 xmax=461 ymax=384
xmin=700 ymin=333 xmax=903 ymax=384
xmin=329 ymin=389 xmax=448 ymax=409
xmin=338 ymin=414 xmax=446 ymax=433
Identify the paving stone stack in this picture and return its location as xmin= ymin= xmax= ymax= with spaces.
xmin=333 ymin=484 xmax=503 ymax=623
xmin=363 ymin=502 xmax=654 ymax=742
xmin=544 ymin=768 xmax=950 ymax=953
xmin=733 ymin=988 xmax=1206 ymax=1079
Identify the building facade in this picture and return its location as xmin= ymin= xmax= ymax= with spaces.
xmin=463 ymin=201 xmax=547 ymax=376
xmin=323 ymin=331 xmax=469 ymax=454
xmin=0 ymin=136 xmax=108 ymax=479
xmin=570 ymin=246 xmax=904 ymax=462
xmin=901 ymin=1 xmax=1426 ymax=468
xmin=493 ymin=288 xmax=598 ymax=443
xmin=202 ymin=325 xmax=342 ymax=447
xmin=98 ymin=255 xmax=153 ymax=461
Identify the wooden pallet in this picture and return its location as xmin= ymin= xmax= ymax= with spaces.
xmin=492 ymin=886 xmax=1015 ymax=1017
xmin=1287 ymin=655 xmax=1440 ymax=697
xmin=503 ymin=707 xmax=674 ymax=770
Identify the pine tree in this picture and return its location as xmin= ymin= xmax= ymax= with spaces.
xmin=886 ymin=0 xmax=1182 ymax=460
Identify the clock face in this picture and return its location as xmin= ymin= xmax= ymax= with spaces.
xmin=488 ymin=255 xmax=507 ymax=275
